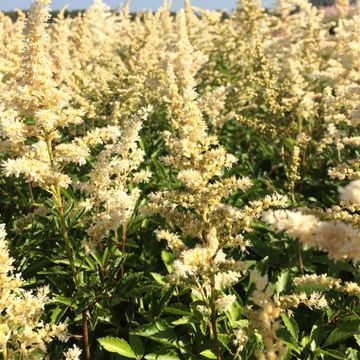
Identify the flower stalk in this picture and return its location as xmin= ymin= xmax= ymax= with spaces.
xmin=210 ymin=272 xmax=223 ymax=360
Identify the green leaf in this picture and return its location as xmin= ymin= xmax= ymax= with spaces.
xmin=129 ymin=335 xmax=145 ymax=358
xmin=172 ymin=316 xmax=190 ymax=326
xmin=218 ymin=334 xmax=232 ymax=352
xmin=145 ymin=354 xmax=180 ymax=360
xmin=301 ymin=335 xmax=310 ymax=348
xmin=284 ymin=340 xmax=301 ymax=355
xmin=281 ymin=313 xmax=299 ymax=341
xmin=131 ymin=320 xmax=179 ymax=349
xmin=52 ymin=295 xmax=77 ymax=309
xmin=310 ymin=323 xmax=326 ymax=350
xmin=275 ymin=270 xmax=289 ymax=294
xmin=52 ymin=258 xmax=92 ymax=270
xmin=161 ymin=251 xmax=174 ymax=273
xmin=324 ymin=320 xmax=360 ymax=347
xmin=317 ymin=349 xmax=347 ymax=359
xmin=200 ymin=350 xmax=217 ymax=359
xmin=150 ymin=272 xmax=165 ymax=285
xmin=50 ymin=306 xmax=63 ymax=324
xmin=354 ymin=334 xmax=360 ymax=347
xmin=163 ymin=306 xmax=192 ymax=317
xmin=346 ymin=348 xmax=360 ymax=360
xmin=277 ymin=328 xmax=301 ymax=354
xmin=98 ymin=337 xmax=137 ymax=358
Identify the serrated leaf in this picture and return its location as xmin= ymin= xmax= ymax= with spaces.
xmin=131 ymin=319 xmax=179 ymax=348
xmin=277 ymin=328 xmax=301 ymax=354
xmin=354 ymin=334 xmax=360 ymax=347
xmin=150 ymin=272 xmax=165 ymax=285
xmin=50 ymin=306 xmax=63 ymax=324
xmin=200 ymin=350 xmax=217 ymax=359
xmin=52 ymin=295 xmax=77 ymax=309
xmin=163 ymin=306 xmax=192 ymax=316
xmin=161 ymin=251 xmax=174 ymax=273
xmin=97 ymin=337 xmax=137 ymax=358
xmin=129 ymin=335 xmax=145 ymax=358
xmin=145 ymin=354 xmax=180 ymax=360
xmin=324 ymin=320 xmax=360 ymax=347
xmin=172 ymin=316 xmax=190 ymax=326
xmin=310 ymin=323 xmax=327 ymax=349
xmin=275 ymin=270 xmax=289 ymax=294
xmin=284 ymin=340 xmax=301 ymax=354
xmin=281 ymin=313 xmax=299 ymax=341
xmin=218 ymin=334 xmax=232 ymax=351
xmin=301 ymin=335 xmax=310 ymax=347
xmin=346 ymin=348 xmax=359 ymax=360
xmin=317 ymin=349 xmax=346 ymax=359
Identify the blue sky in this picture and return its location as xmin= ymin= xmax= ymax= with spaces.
xmin=0 ymin=0 xmax=273 ymax=11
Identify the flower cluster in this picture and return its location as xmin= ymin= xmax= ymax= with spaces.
xmin=249 ymin=272 xmax=286 ymax=360
xmin=80 ymin=107 xmax=152 ymax=243
xmin=144 ymin=10 xmax=289 ymax=353
xmin=263 ymin=209 xmax=360 ymax=262
xmin=0 ymin=224 xmax=68 ymax=359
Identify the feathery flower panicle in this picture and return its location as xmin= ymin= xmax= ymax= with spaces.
xmin=50 ymin=7 xmax=72 ymax=83
xmin=1 ymin=0 xmax=360 ymax=358
xmin=80 ymin=107 xmax=152 ymax=243
xmin=263 ymin=209 xmax=360 ymax=262
xmin=249 ymin=270 xmax=333 ymax=359
xmin=292 ymin=274 xmax=360 ymax=299
xmin=287 ymin=133 xmax=309 ymax=193
xmin=293 ymin=273 xmax=341 ymax=291
xmin=17 ymin=0 xmax=63 ymax=116
xmin=0 ymin=11 xmax=25 ymax=92
xmin=278 ymin=292 xmax=328 ymax=310
xmin=339 ymin=180 xmax=360 ymax=206
xmin=324 ymin=204 xmax=360 ymax=229
xmin=62 ymin=0 xmax=127 ymax=121
xmin=249 ymin=271 xmax=286 ymax=360
xmin=336 ymin=0 xmax=350 ymax=17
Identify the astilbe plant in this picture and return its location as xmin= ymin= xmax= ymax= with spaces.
xmin=197 ymin=0 xmax=360 ymax=202
xmin=260 ymin=173 xmax=360 ymax=359
xmin=0 ymin=10 xmax=25 ymax=90
xmin=79 ymin=107 xmax=152 ymax=268
xmin=0 ymin=224 xmax=68 ymax=360
xmin=263 ymin=117 xmax=360 ymax=263
xmin=144 ymin=11 xmax=288 ymax=359
xmin=63 ymin=0 xmax=122 ymax=122
xmin=0 ymin=1 xmax=121 ymax=358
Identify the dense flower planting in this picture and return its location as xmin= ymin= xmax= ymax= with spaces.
xmin=0 ymin=0 xmax=360 ymax=359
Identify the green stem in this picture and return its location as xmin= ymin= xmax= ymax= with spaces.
xmin=2 ymin=343 xmax=8 ymax=360
xmin=232 ymin=347 xmax=241 ymax=360
xmin=55 ymin=187 xmax=78 ymax=283
xmin=337 ymin=148 xmax=342 ymax=163
xmin=54 ymin=188 xmax=91 ymax=360
xmin=290 ymin=191 xmax=296 ymax=204
xmin=210 ymin=273 xmax=222 ymax=360
xmin=202 ymin=215 xmax=222 ymax=360
xmin=82 ymin=311 xmax=91 ymax=360
xmin=280 ymin=143 xmax=287 ymax=177
xmin=120 ymin=223 xmax=128 ymax=278
xmin=28 ymin=183 xmax=35 ymax=204
xmin=297 ymin=241 xmax=304 ymax=275
xmin=45 ymin=133 xmax=78 ymax=282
